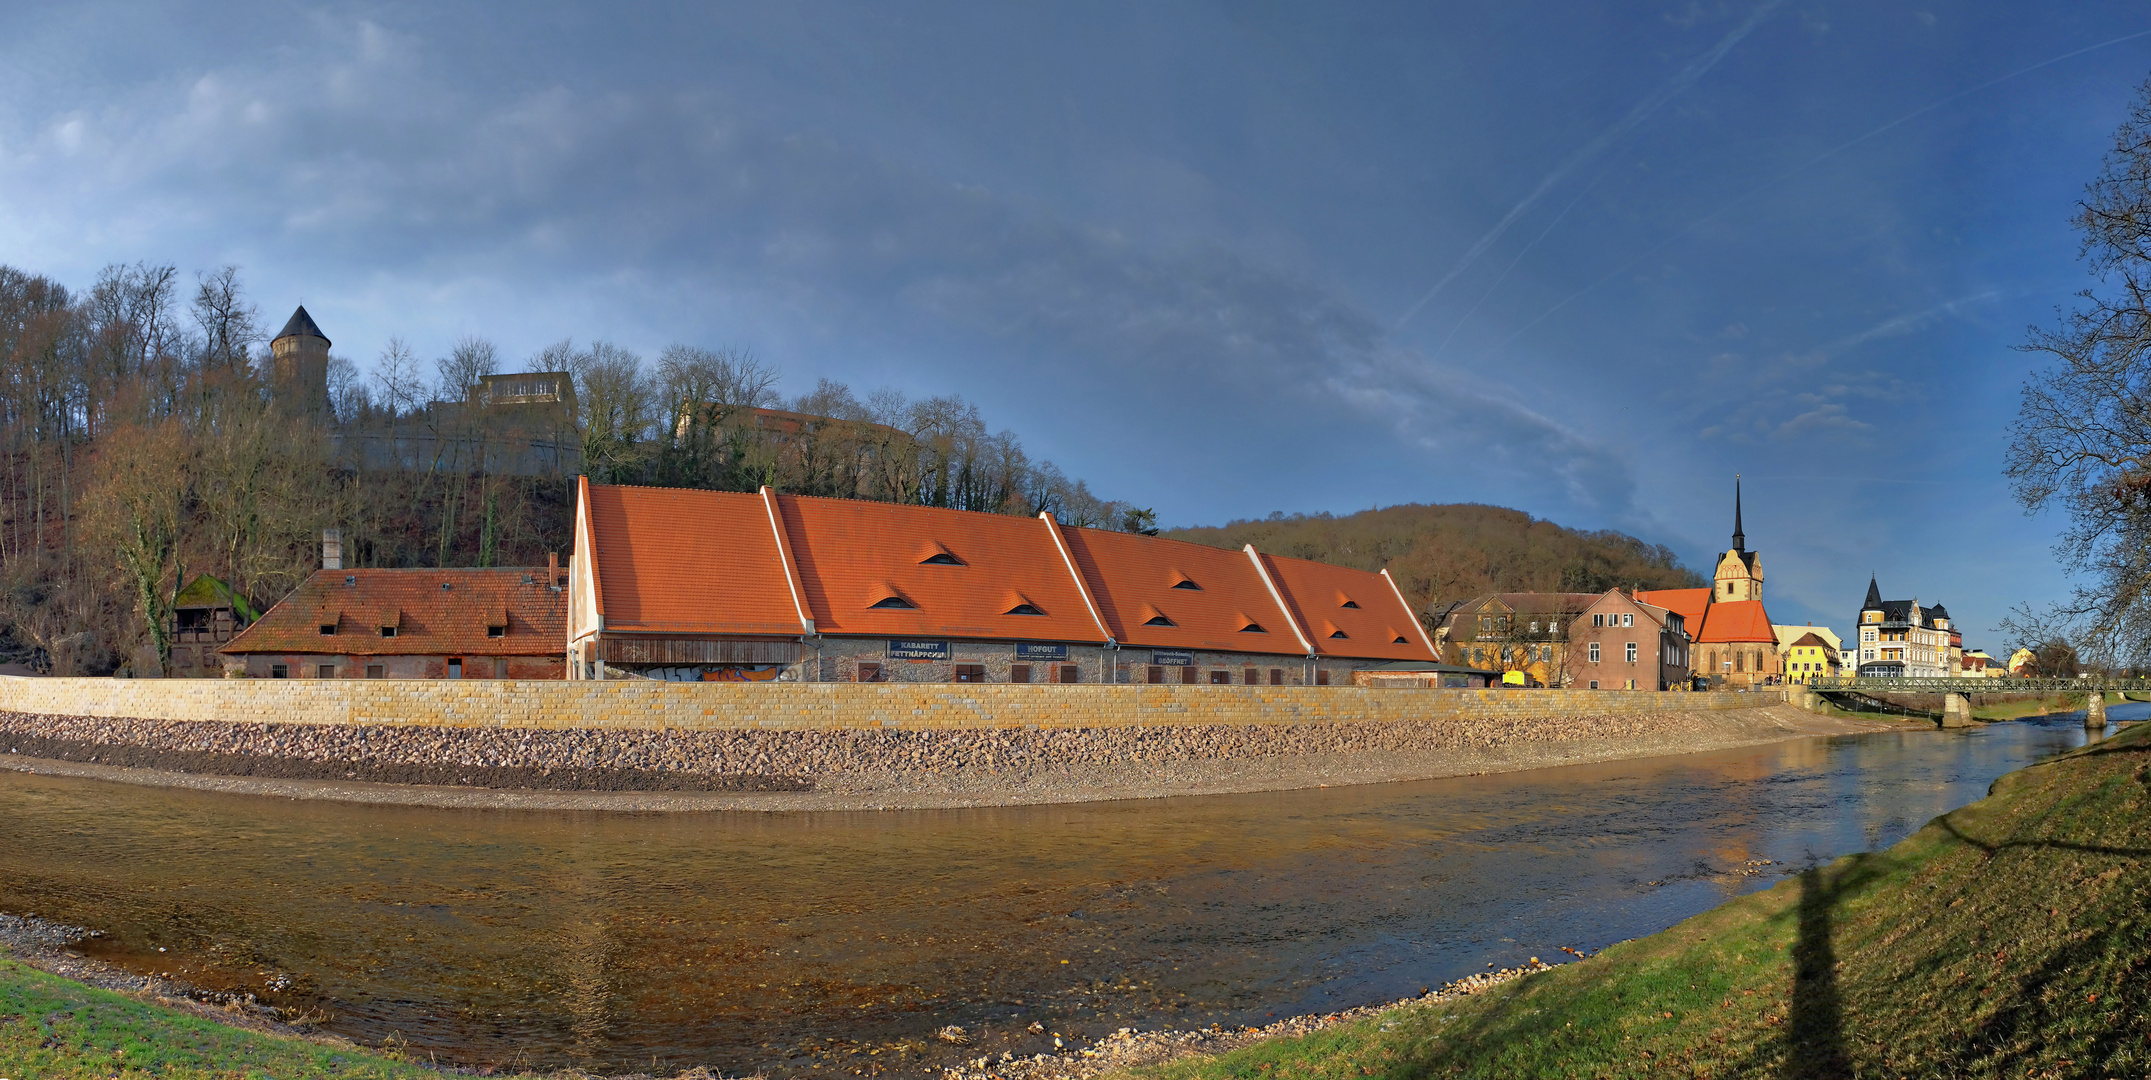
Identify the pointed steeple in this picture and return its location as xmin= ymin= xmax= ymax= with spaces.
xmin=1864 ymin=575 xmax=1882 ymax=609
xmin=274 ymin=305 xmax=330 ymax=348
xmin=1731 ymin=475 xmax=1745 ymax=553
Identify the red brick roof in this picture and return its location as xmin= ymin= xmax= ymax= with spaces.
xmin=1057 ymin=525 xmax=1299 ymax=652
xmin=1695 ymin=599 xmax=1776 ymax=644
xmin=778 ymin=494 xmax=1104 ymax=642
xmin=1634 ymin=588 xmax=1710 ymax=627
xmin=577 ymin=482 xmax=1440 ymax=662
xmin=223 ymin=568 xmax=564 ymax=657
xmin=587 ymin=485 xmax=806 ymax=635
xmin=1256 ymin=552 xmax=1431 ymax=660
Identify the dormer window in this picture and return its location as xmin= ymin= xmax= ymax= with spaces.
xmin=1007 ymin=603 xmax=1045 ymax=616
xmin=921 ymin=552 xmax=963 ymax=565
xmin=1393 ymin=635 xmax=1410 ymax=644
xmin=1145 ymin=614 xmax=1176 ymax=626
xmin=319 ymin=623 xmax=336 ymax=636
xmin=1329 ymin=629 xmax=1349 ymax=639
xmin=870 ymin=595 xmax=917 ymax=609
xmin=1240 ymin=622 xmax=1266 ymax=633
xmin=344 ymin=576 xmax=356 ymax=586
xmin=1171 ymin=579 xmax=1200 ymax=590
xmin=1341 ymin=600 xmax=1360 ymax=609
xmin=487 ymin=625 xmax=506 ymax=638
xmin=380 ymin=626 xmax=397 ymax=638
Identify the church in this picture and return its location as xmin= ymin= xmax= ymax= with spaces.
xmin=1636 ymin=480 xmax=1783 ymax=689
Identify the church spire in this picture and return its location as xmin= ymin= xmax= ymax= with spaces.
xmin=1731 ymin=475 xmax=1745 ymax=553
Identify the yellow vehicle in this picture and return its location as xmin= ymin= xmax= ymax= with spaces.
xmin=1501 ymin=670 xmax=1529 ymax=687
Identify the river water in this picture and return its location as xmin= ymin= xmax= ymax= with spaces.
xmin=0 ymin=710 xmax=2129 ymax=1075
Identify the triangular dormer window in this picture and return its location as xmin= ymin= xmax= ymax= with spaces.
xmin=1240 ymin=622 xmax=1266 ymax=633
xmin=1329 ymin=629 xmax=1349 ymax=639
xmin=1393 ymin=635 xmax=1409 ymax=644
xmin=1341 ymin=600 xmax=1360 ymax=609
xmin=1008 ymin=603 xmax=1045 ymax=616
xmin=918 ymin=541 xmax=962 ymax=565
xmin=870 ymin=595 xmax=917 ymax=609
xmin=1171 ymin=576 xmax=1201 ymax=590
xmin=1145 ymin=614 xmax=1176 ymax=626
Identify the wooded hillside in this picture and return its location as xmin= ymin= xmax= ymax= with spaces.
xmin=1169 ymin=504 xmax=1707 ymax=615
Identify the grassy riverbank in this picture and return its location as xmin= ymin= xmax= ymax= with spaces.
xmin=1136 ymin=720 xmax=2151 ymax=1079
xmin=0 ymin=956 xmax=433 ymax=1079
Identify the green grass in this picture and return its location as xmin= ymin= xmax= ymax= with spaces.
xmin=0 ymin=956 xmax=434 ymax=1079
xmin=1136 ymin=717 xmax=2151 ymax=1079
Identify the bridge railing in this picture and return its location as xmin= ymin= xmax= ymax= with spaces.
xmin=1806 ymin=677 xmax=2151 ymax=693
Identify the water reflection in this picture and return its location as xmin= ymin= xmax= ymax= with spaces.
xmin=0 ymin=713 xmax=2119 ymax=1074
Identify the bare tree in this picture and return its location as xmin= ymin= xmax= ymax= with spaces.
xmin=437 ymin=335 xmax=501 ymax=401
xmin=190 ymin=265 xmax=262 ymax=375
xmin=2008 ymin=76 xmax=2151 ymax=667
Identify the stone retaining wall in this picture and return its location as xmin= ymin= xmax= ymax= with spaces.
xmin=0 ymin=676 xmax=1778 ymax=732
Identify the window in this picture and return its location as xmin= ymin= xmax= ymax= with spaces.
xmin=1593 ymin=614 xmax=1604 ymax=627
xmin=1735 ymin=651 xmax=1746 ymax=672
xmin=1145 ymin=614 xmax=1175 ymax=626
xmin=1393 ymin=636 xmax=1409 ymax=644
xmin=320 ymin=623 xmax=336 ymax=635
xmin=1209 ymin=670 xmax=1231 ymax=684
xmin=1010 ymin=664 xmax=1030 ymax=684
xmin=1589 ymin=680 xmax=1599 ymax=689
xmin=1172 ymin=578 xmax=1201 ymax=590
xmin=1329 ymin=630 xmax=1348 ymax=639
xmin=1270 ymin=669 xmax=1284 ymax=685
xmin=487 ymin=625 xmax=505 ymax=638
xmin=1180 ymin=666 xmax=1198 ymax=685
xmin=857 ymin=662 xmax=882 ymax=682
xmin=1341 ymin=600 xmax=1360 ymax=609
xmin=448 ymin=658 xmax=464 ymax=679
xmin=1240 ymin=622 xmax=1266 ymax=633
xmin=953 ymin=664 xmax=986 ymax=683
xmin=1589 ymin=642 xmax=1601 ymax=663
xmin=317 ymin=664 xmax=335 ymax=679
xmin=870 ymin=596 xmax=916 ymax=609
xmin=1621 ymin=613 xmax=1633 ymax=627
xmin=1147 ymin=665 xmax=1164 ymax=684
xmin=1058 ymin=664 xmax=1080 ymax=684
xmin=1530 ymin=621 xmax=1540 ymax=633
xmin=1007 ymin=604 xmax=1045 ymax=616
xmin=1237 ymin=667 xmax=1255 ymax=685
xmin=1549 ymin=622 xmax=1559 ymax=635
xmin=1480 ymin=616 xmax=1491 ymax=632
xmin=1626 ymin=642 xmax=1638 ymax=664
xmin=1315 ymin=669 xmax=1331 ymax=686
xmin=344 ymin=575 xmax=356 ymax=586
xmin=380 ymin=626 xmax=397 ymax=638
xmin=366 ymin=664 xmax=384 ymax=679
xmin=920 ymin=552 xmax=963 ymax=565
xmin=271 ymin=664 xmax=288 ymax=679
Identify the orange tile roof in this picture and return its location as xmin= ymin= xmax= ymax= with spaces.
xmin=775 ymin=494 xmax=1104 ymax=642
xmin=587 ymin=485 xmax=806 ymax=635
xmin=1634 ymin=588 xmax=1710 ymax=627
xmin=1695 ymin=599 xmax=1776 ymax=643
xmin=222 ymin=568 xmax=564 ymax=656
xmin=1055 ymin=525 xmax=1298 ymax=652
xmin=1256 ymin=552 xmax=1438 ymax=661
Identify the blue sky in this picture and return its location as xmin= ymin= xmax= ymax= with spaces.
xmin=4 ymin=2 xmax=2149 ymax=645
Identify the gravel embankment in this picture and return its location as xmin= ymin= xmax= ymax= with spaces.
xmin=0 ymin=704 xmax=1890 ymax=811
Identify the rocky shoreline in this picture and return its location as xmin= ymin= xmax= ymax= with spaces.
xmin=0 ymin=704 xmax=1894 ymax=811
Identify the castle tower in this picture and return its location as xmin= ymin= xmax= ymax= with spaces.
xmin=1712 ymin=476 xmax=1764 ymax=602
xmin=270 ymin=306 xmax=331 ymax=418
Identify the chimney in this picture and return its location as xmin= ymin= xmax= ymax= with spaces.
xmin=322 ymin=528 xmax=343 ymax=570
xmin=548 ymin=552 xmax=561 ymax=586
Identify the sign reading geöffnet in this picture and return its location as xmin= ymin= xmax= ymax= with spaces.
xmin=887 ymin=640 xmax=950 ymax=661
xmin=1015 ymin=642 xmax=1069 ymax=660
xmin=1151 ymin=649 xmax=1194 ymax=666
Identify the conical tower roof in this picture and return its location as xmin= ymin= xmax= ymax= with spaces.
xmin=274 ymin=305 xmax=330 ymax=348
xmin=1863 ymin=576 xmax=1883 ymax=609
xmin=1731 ymin=476 xmax=1745 ymax=552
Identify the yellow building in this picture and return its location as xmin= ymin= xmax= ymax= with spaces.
xmin=1774 ymin=624 xmax=1842 ymax=683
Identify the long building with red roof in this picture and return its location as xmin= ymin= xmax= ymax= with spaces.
xmin=566 ymin=479 xmax=1440 ymax=685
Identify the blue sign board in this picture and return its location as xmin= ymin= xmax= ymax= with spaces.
xmin=1152 ymin=649 xmax=1194 ymax=666
xmin=1015 ymin=642 xmax=1068 ymax=660
xmin=888 ymin=639 xmax=950 ymax=661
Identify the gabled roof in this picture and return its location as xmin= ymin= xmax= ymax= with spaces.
xmin=777 ymin=494 xmax=1102 ymax=642
xmin=1057 ymin=526 xmax=1294 ymax=651
xmin=1255 ymin=552 xmax=1437 ymax=661
xmin=273 ymin=305 xmax=329 ymax=346
xmin=1634 ymin=587 xmax=1710 ymax=627
xmin=1784 ymin=631 xmax=1834 ymax=650
xmin=222 ymin=568 xmax=562 ymax=657
xmin=587 ymin=485 xmax=806 ymax=635
xmin=1774 ymin=624 xmax=1843 ymax=652
xmin=173 ymin=574 xmax=260 ymax=623
xmin=1695 ymin=599 xmax=1776 ymax=643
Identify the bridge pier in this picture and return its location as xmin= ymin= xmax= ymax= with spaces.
xmin=2087 ymin=692 xmax=2106 ymax=729
xmin=1941 ymin=693 xmax=1973 ymax=729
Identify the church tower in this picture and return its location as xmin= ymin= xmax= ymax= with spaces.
xmin=270 ymin=306 xmax=331 ymax=418
xmin=1712 ymin=477 xmax=1764 ymax=602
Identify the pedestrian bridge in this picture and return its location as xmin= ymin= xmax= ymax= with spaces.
xmin=1804 ymin=677 xmax=2151 ymax=694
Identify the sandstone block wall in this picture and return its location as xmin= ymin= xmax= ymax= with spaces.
xmin=0 ymin=676 xmax=1779 ymax=732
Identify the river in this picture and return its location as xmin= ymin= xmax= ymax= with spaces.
xmin=0 ymin=709 xmax=2127 ymax=1075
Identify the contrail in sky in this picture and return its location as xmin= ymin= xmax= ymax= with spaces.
xmin=1487 ymin=25 xmax=2151 ymax=352
xmin=1393 ymin=0 xmax=1784 ymax=332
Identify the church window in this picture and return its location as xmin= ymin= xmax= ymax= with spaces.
xmin=1735 ymin=651 xmax=1746 ymax=672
